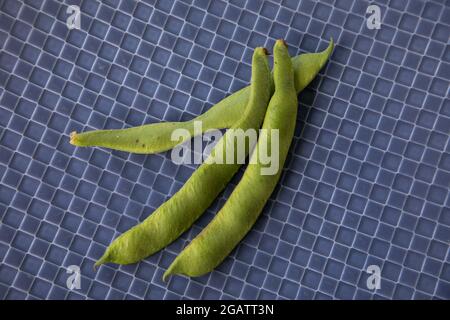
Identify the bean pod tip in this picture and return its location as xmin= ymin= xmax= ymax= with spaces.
xmin=276 ymin=39 xmax=288 ymax=47
xmin=162 ymin=267 xmax=175 ymax=282
xmin=94 ymin=252 xmax=109 ymax=269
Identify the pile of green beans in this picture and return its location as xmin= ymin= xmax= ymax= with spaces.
xmin=70 ymin=39 xmax=333 ymax=278
xmin=95 ymin=48 xmax=273 ymax=266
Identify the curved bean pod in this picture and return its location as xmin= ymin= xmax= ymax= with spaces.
xmin=95 ymin=47 xmax=273 ymax=266
xmin=164 ymin=39 xmax=298 ymax=279
xmin=70 ymin=39 xmax=333 ymax=154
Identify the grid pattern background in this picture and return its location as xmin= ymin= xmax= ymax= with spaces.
xmin=0 ymin=0 xmax=449 ymax=300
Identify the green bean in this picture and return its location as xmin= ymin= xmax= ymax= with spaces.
xmin=163 ymin=39 xmax=298 ymax=279
xmin=95 ymin=47 xmax=273 ymax=266
xmin=70 ymin=39 xmax=333 ymax=154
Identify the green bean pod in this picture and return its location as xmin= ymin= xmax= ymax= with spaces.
xmin=164 ymin=39 xmax=298 ymax=279
xmin=95 ymin=47 xmax=273 ymax=266
xmin=70 ymin=39 xmax=333 ymax=154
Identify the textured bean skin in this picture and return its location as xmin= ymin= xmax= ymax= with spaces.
xmin=95 ymin=48 xmax=273 ymax=266
xmin=163 ymin=40 xmax=298 ymax=279
xmin=70 ymin=39 xmax=333 ymax=154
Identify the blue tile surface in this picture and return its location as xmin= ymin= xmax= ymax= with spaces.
xmin=0 ymin=0 xmax=449 ymax=300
